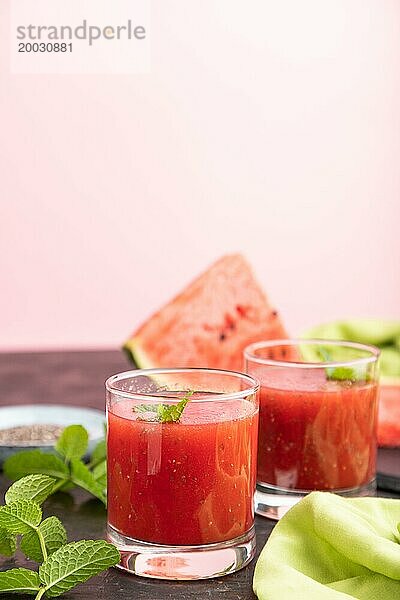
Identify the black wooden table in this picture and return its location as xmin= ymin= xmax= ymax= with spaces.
xmin=0 ymin=350 xmax=399 ymax=600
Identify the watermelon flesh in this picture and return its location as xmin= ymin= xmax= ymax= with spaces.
xmin=124 ymin=254 xmax=289 ymax=372
xmin=377 ymin=381 xmax=400 ymax=447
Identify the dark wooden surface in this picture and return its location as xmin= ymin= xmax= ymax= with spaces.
xmin=0 ymin=350 xmax=399 ymax=600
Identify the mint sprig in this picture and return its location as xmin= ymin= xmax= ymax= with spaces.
xmin=92 ymin=461 xmax=107 ymax=489
xmin=315 ymin=347 xmax=364 ymax=382
xmin=0 ymin=530 xmax=17 ymax=557
xmin=5 ymin=474 xmax=56 ymax=506
xmin=88 ymin=439 xmax=106 ymax=469
xmin=326 ymin=366 xmax=357 ymax=381
xmin=4 ymin=451 xmax=69 ymax=482
xmin=21 ymin=517 xmax=67 ymax=563
xmin=133 ymin=390 xmax=194 ymax=423
xmin=55 ymin=425 xmax=88 ymax=463
xmin=0 ymin=499 xmax=42 ymax=534
xmin=3 ymin=426 xmax=107 ymax=505
xmin=38 ymin=540 xmax=119 ymax=597
xmin=0 ymin=476 xmax=66 ymax=564
xmin=0 ymin=568 xmax=41 ymax=595
xmin=0 ymin=475 xmax=119 ymax=599
xmin=70 ymin=459 xmax=105 ymax=503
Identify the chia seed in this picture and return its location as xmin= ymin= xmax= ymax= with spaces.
xmin=0 ymin=424 xmax=64 ymax=445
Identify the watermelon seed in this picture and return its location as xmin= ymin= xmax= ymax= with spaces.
xmin=236 ymin=304 xmax=247 ymax=317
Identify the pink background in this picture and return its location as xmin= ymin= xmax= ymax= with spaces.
xmin=1 ymin=0 xmax=399 ymax=351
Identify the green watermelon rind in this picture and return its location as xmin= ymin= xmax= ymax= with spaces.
xmin=123 ymin=338 xmax=154 ymax=370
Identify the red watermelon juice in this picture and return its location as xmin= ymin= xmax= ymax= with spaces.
xmin=255 ymin=367 xmax=378 ymax=491
xmin=107 ymin=396 xmax=259 ymax=546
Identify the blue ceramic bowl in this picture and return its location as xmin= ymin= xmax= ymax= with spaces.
xmin=0 ymin=404 xmax=105 ymax=465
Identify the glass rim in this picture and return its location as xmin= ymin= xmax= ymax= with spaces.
xmin=243 ymin=338 xmax=380 ymax=369
xmin=105 ymin=367 xmax=259 ymax=402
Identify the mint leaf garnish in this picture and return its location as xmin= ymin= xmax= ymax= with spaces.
xmin=133 ymin=390 xmax=194 ymax=423
xmin=0 ymin=499 xmax=42 ymax=534
xmin=316 ymin=347 xmax=359 ymax=382
xmin=326 ymin=366 xmax=357 ymax=381
xmin=21 ymin=516 xmax=67 ymax=563
xmin=3 ymin=450 xmax=69 ymax=482
xmin=133 ymin=403 xmax=162 ymax=414
xmin=0 ymin=568 xmax=41 ymax=595
xmin=70 ymin=459 xmax=106 ymax=504
xmin=5 ymin=475 xmax=55 ymax=506
xmin=55 ymin=425 xmax=88 ymax=462
xmin=158 ymin=390 xmax=194 ymax=422
xmin=0 ymin=529 xmax=17 ymax=557
xmin=38 ymin=540 xmax=120 ymax=597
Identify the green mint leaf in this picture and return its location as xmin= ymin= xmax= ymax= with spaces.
xmin=133 ymin=403 xmax=162 ymax=413
xmin=92 ymin=460 xmax=107 ymax=489
xmin=90 ymin=439 xmax=106 ymax=467
xmin=0 ymin=499 xmax=42 ymax=534
xmin=158 ymin=391 xmax=194 ymax=423
xmin=21 ymin=516 xmax=67 ymax=563
xmin=70 ymin=459 xmax=106 ymax=504
xmin=156 ymin=403 xmax=174 ymax=422
xmin=39 ymin=539 xmax=120 ymax=597
xmin=0 ymin=528 xmax=17 ymax=557
xmin=0 ymin=568 xmax=41 ymax=595
xmin=56 ymin=481 xmax=75 ymax=492
xmin=326 ymin=366 xmax=357 ymax=381
xmin=133 ymin=391 xmax=194 ymax=424
xmin=5 ymin=474 xmax=56 ymax=506
xmin=316 ymin=348 xmax=365 ymax=382
xmin=3 ymin=450 xmax=69 ymax=481
xmin=55 ymin=425 xmax=89 ymax=462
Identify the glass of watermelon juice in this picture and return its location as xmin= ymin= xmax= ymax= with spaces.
xmin=106 ymin=368 xmax=259 ymax=579
xmin=244 ymin=339 xmax=379 ymax=520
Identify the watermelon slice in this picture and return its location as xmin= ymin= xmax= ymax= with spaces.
xmin=124 ymin=254 xmax=288 ymax=372
xmin=377 ymin=379 xmax=400 ymax=447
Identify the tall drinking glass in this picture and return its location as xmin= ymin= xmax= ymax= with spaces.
xmin=106 ymin=368 xmax=259 ymax=579
xmin=244 ymin=340 xmax=379 ymax=520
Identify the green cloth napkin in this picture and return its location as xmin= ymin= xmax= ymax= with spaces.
xmin=304 ymin=319 xmax=400 ymax=379
xmin=253 ymin=492 xmax=400 ymax=600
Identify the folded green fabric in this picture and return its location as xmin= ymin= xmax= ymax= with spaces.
xmin=304 ymin=319 xmax=400 ymax=379
xmin=253 ymin=492 xmax=400 ymax=600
